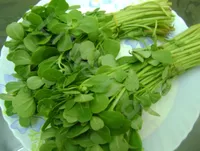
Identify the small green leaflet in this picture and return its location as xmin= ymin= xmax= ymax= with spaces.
xmin=99 ymin=54 xmax=117 ymax=67
xmin=79 ymin=40 xmax=96 ymax=66
xmin=74 ymin=94 xmax=94 ymax=103
xmin=27 ymin=76 xmax=44 ymax=90
xmin=113 ymin=69 xmax=127 ymax=83
xmin=57 ymin=33 xmax=73 ymax=52
xmin=90 ymin=116 xmax=104 ymax=131
xmin=41 ymin=128 xmax=57 ymax=140
xmin=103 ymin=39 xmax=120 ymax=58
xmin=0 ymin=93 xmax=14 ymax=101
xmin=12 ymin=50 xmax=31 ymax=66
xmin=48 ymin=0 xmax=69 ymax=15
xmin=32 ymin=46 xmax=59 ymax=64
xmin=42 ymin=69 xmax=64 ymax=82
xmin=129 ymin=129 xmax=142 ymax=149
xmin=19 ymin=117 xmax=31 ymax=127
xmin=23 ymin=35 xmax=39 ymax=52
xmin=6 ymin=81 xmax=25 ymax=94
xmin=152 ymin=51 xmax=173 ymax=64
xmin=26 ymin=12 xmax=43 ymax=26
xmin=131 ymin=115 xmax=143 ymax=130
xmin=91 ymin=94 xmax=111 ymax=114
xmin=6 ymin=22 xmax=24 ymax=40
xmin=124 ymin=69 xmax=139 ymax=92
xmin=12 ymin=88 xmax=36 ymax=118
xmin=78 ymin=16 xmax=99 ymax=34
xmin=109 ymin=135 xmax=129 ymax=151
xmin=67 ymin=125 xmax=90 ymax=138
xmin=86 ymin=145 xmax=104 ymax=151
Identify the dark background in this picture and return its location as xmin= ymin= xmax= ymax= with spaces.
xmin=0 ymin=0 xmax=200 ymax=151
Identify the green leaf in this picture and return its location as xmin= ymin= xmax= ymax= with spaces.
xmin=117 ymin=56 xmax=137 ymax=65
xmin=146 ymin=108 xmax=160 ymax=116
xmin=79 ymin=40 xmax=96 ymax=66
xmin=38 ymin=98 xmax=55 ymax=117
xmin=48 ymin=0 xmax=69 ymax=15
xmin=148 ymin=59 xmax=160 ymax=66
xmin=134 ymin=50 xmax=151 ymax=58
xmin=74 ymin=94 xmax=94 ymax=103
xmin=41 ymin=128 xmax=56 ymax=140
xmin=90 ymin=116 xmax=104 ymax=131
xmin=42 ymin=69 xmax=64 ymax=82
xmin=90 ymin=126 xmax=111 ymax=144
xmin=38 ymin=56 xmax=58 ymax=77
xmin=99 ymin=111 xmax=125 ymax=129
xmin=64 ymin=72 xmax=79 ymax=87
xmin=131 ymin=115 xmax=143 ymax=130
xmin=12 ymin=88 xmax=36 ymax=118
xmin=152 ymin=51 xmax=173 ymax=64
xmin=14 ymin=65 xmax=30 ymax=78
xmin=113 ymin=69 xmax=127 ymax=83
xmin=91 ymin=94 xmax=111 ymax=114
xmin=34 ymin=89 xmax=53 ymax=100
xmin=129 ymin=129 xmax=142 ymax=150
xmin=103 ymin=39 xmax=120 ymax=58
xmin=27 ymin=76 xmax=44 ymax=90
xmin=57 ymin=33 xmax=73 ymax=52
xmin=99 ymin=54 xmax=117 ymax=67
xmin=6 ymin=81 xmax=25 ymax=94
xmin=26 ymin=12 xmax=43 ymax=26
xmin=124 ymin=69 xmax=139 ymax=92
xmin=78 ymin=16 xmax=98 ymax=33
xmin=162 ymin=66 xmax=169 ymax=80
xmin=133 ymin=53 xmax=144 ymax=62
xmin=67 ymin=124 xmax=90 ymax=138
xmin=72 ymin=133 xmax=95 ymax=148
xmin=109 ymin=135 xmax=129 ymax=151
xmin=31 ymin=46 xmax=59 ymax=64
xmin=19 ymin=117 xmax=31 ymax=127
xmin=96 ymin=66 xmax=112 ymax=74
xmin=106 ymin=81 xmax=123 ymax=97
xmin=6 ymin=22 xmax=24 ymax=40
xmin=84 ymin=74 xmax=112 ymax=93
xmin=12 ymin=50 xmax=31 ymax=65
xmin=0 ymin=93 xmax=14 ymax=101
xmin=150 ymin=92 xmax=161 ymax=104
xmin=87 ymin=145 xmax=104 ymax=151
xmin=68 ymin=9 xmax=83 ymax=20
xmin=69 ymin=43 xmax=81 ymax=62
xmin=23 ymin=35 xmax=39 ymax=52
xmin=4 ymin=101 xmax=15 ymax=116
xmin=39 ymin=140 xmax=57 ymax=151
xmin=135 ymin=93 xmax=151 ymax=108
xmin=162 ymin=79 xmax=172 ymax=95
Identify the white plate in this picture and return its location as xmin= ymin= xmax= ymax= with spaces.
xmin=0 ymin=0 xmax=200 ymax=151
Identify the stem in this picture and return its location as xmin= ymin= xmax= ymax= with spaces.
xmin=109 ymin=88 xmax=126 ymax=111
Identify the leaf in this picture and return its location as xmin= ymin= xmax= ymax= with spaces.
xmin=72 ymin=133 xmax=95 ymax=148
xmin=99 ymin=111 xmax=125 ymax=129
xmin=38 ymin=98 xmax=55 ymax=117
xmin=78 ymin=16 xmax=98 ymax=33
xmin=42 ymin=69 xmax=64 ymax=82
xmin=6 ymin=81 xmax=25 ymax=94
xmin=113 ymin=69 xmax=127 ymax=83
xmin=90 ymin=116 xmax=104 ymax=131
xmin=134 ymin=50 xmax=151 ymax=58
xmin=99 ymin=54 xmax=117 ymax=67
xmin=27 ymin=76 xmax=44 ymax=90
xmin=131 ymin=115 xmax=143 ymax=130
xmin=67 ymin=124 xmax=90 ymax=138
xmin=90 ymin=126 xmax=111 ymax=144
xmin=14 ymin=65 xmax=30 ymax=78
xmin=109 ymin=135 xmax=129 ymax=151
xmin=39 ymin=141 xmax=57 ymax=151
xmin=48 ymin=0 xmax=69 ymax=15
xmin=23 ymin=35 xmax=39 ymax=52
xmin=64 ymin=72 xmax=79 ymax=87
xmin=117 ymin=56 xmax=137 ymax=65
xmin=38 ymin=56 xmax=58 ymax=77
xmin=152 ymin=51 xmax=173 ymax=64
xmin=57 ymin=33 xmax=73 ymax=52
xmin=12 ymin=50 xmax=31 ymax=65
xmin=41 ymin=128 xmax=56 ymax=140
xmin=133 ymin=53 xmax=144 ymax=63
xmin=84 ymin=74 xmax=112 ymax=93
xmin=148 ymin=59 xmax=160 ymax=66
xmin=96 ymin=66 xmax=112 ymax=74
xmin=6 ymin=22 xmax=24 ymax=40
xmin=74 ymin=94 xmax=94 ymax=103
xmin=135 ymin=93 xmax=151 ymax=108
xmin=69 ymin=43 xmax=81 ymax=62
xmin=91 ymin=94 xmax=111 ymax=114
xmin=4 ymin=101 xmax=15 ymax=116
xmin=87 ymin=145 xmax=104 ymax=151
xmin=34 ymin=89 xmax=53 ymax=100
xmin=106 ymin=81 xmax=123 ymax=97
xmin=162 ymin=79 xmax=172 ymax=95
xmin=150 ymin=92 xmax=161 ymax=104
xmin=68 ymin=9 xmax=83 ymax=20
xmin=146 ymin=108 xmax=160 ymax=116
xmin=0 ymin=93 xmax=14 ymax=101
xmin=26 ymin=12 xmax=43 ymax=26
xmin=129 ymin=129 xmax=142 ymax=149
xmin=32 ymin=46 xmax=59 ymax=64
xmin=162 ymin=66 xmax=169 ymax=80
xmin=19 ymin=117 xmax=31 ymax=127
xmin=79 ymin=40 xmax=96 ymax=66
xmin=124 ymin=69 xmax=139 ymax=92
xmin=12 ymin=88 xmax=36 ymax=118
xmin=103 ymin=39 xmax=120 ymax=58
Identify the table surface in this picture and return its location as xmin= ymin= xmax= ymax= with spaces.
xmin=0 ymin=0 xmax=200 ymax=151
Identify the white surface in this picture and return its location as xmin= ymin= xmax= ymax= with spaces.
xmin=0 ymin=0 xmax=200 ymax=151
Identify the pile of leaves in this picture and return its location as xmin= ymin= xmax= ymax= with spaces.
xmin=1 ymin=0 xmax=200 ymax=151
